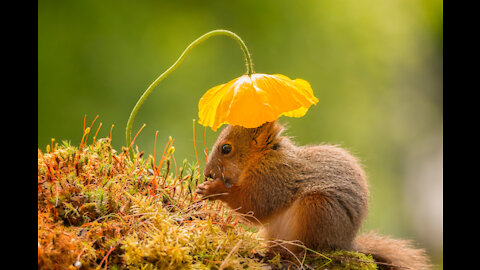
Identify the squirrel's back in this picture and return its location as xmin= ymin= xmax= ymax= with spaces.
xmin=294 ymin=143 xmax=369 ymax=211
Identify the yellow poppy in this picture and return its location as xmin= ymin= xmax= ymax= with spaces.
xmin=198 ymin=73 xmax=319 ymax=131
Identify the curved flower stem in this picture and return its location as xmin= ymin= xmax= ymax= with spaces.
xmin=125 ymin=29 xmax=254 ymax=159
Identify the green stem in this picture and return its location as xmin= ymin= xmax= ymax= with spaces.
xmin=126 ymin=29 xmax=254 ymax=159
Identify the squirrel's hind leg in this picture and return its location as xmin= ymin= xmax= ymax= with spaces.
xmin=291 ymin=193 xmax=357 ymax=252
xmin=263 ymin=192 xmax=358 ymax=254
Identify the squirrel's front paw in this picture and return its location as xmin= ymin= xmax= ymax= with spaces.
xmin=196 ymin=179 xmax=228 ymax=199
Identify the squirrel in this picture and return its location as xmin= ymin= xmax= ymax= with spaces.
xmin=196 ymin=121 xmax=431 ymax=270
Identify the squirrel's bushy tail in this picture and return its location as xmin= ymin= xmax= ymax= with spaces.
xmin=353 ymin=231 xmax=431 ymax=270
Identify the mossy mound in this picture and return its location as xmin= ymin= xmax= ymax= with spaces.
xmin=38 ymin=132 xmax=379 ymax=269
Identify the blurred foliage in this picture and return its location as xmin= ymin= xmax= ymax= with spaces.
xmin=38 ymin=0 xmax=442 ymax=268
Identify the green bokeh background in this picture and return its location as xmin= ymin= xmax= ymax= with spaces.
xmin=38 ymin=0 xmax=443 ymax=268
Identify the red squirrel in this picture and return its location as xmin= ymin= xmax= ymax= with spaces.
xmin=196 ymin=121 xmax=431 ymax=270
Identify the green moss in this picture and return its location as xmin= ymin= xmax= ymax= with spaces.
xmin=312 ymin=250 xmax=378 ymax=270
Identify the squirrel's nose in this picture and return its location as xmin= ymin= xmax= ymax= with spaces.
xmin=204 ymin=171 xmax=213 ymax=179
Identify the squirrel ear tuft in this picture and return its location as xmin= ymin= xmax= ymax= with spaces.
xmin=251 ymin=121 xmax=283 ymax=148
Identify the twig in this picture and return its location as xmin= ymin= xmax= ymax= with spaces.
xmin=192 ymin=119 xmax=200 ymax=169
xmin=93 ymin=122 xmax=103 ymax=144
xmin=203 ymin=125 xmax=208 ymax=158
xmin=98 ymin=242 xmax=119 ymax=269
xmin=109 ymin=124 xmax=114 ymax=141
xmin=125 ymin=123 xmax=146 ymax=158
xmin=219 ymin=240 xmax=242 ymax=270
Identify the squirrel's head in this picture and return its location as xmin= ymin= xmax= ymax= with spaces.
xmin=204 ymin=121 xmax=285 ymax=187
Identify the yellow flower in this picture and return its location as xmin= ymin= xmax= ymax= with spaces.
xmin=198 ymin=73 xmax=319 ymax=131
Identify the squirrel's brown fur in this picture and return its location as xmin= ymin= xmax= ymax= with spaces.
xmin=196 ymin=121 xmax=431 ymax=270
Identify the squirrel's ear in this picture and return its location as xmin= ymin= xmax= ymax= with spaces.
xmin=251 ymin=121 xmax=283 ymax=149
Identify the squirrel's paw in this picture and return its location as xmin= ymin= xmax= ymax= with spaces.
xmin=196 ymin=179 xmax=228 ymax=199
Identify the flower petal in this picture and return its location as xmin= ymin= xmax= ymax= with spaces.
xmin=198 ymin=73 xmax=319 ymax=131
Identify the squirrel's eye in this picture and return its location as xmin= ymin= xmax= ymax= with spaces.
xmin=221 ymin=144 xmax=232 ymax=154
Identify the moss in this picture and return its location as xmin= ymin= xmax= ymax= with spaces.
xmin=308 ymin=250 xmax=378 ymax=270
xmin=38 ymin=129 xmax=381 ymax=269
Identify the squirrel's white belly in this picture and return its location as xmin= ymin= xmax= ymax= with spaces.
xmin=260 ymin=199 xmax=301 ymax=243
